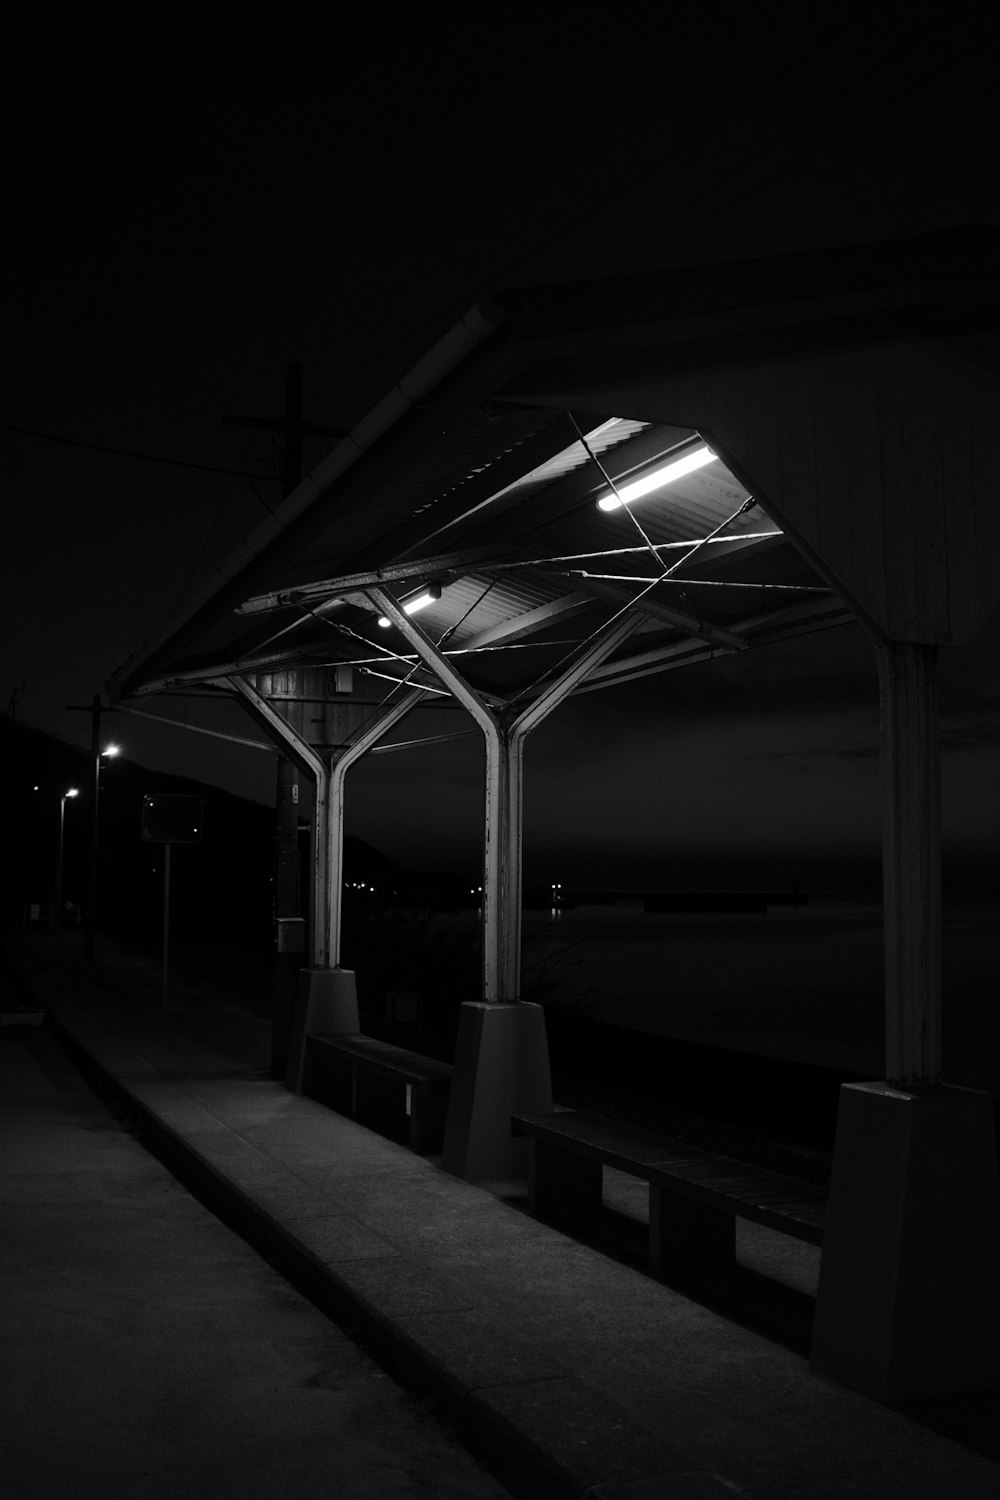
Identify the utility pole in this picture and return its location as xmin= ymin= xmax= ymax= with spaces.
xmin=225 ymin=363 xmax=343 ymax=1075
xmin=223 ymin=361 xmax=343 ymax=497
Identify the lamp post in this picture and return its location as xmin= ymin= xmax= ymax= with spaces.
xmin=53 ymin=788 xmax=79 ymax=933
xmin=84 ymin=735 xmax=120 ymax=965
xmin=67 ymin=695 xmax=121 ymax=964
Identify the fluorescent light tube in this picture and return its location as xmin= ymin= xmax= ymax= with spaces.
xmin=377 ymin=584 xmax=441 ymax=628
xmin=597 ymin=444 xmax=717 ymax=512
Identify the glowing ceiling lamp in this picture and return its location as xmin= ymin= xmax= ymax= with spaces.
xmin=377 ymin=582 xmax=442 ymax=628
xmin=597 ymin=443 xmax=718 ymax=512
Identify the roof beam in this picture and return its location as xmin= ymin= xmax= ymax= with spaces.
xmin=360 ymin=660 xmax=510 ymax=710
xmin=574 ymin=596 xmax=854 ymax=692
xmin=454 ymin=591 xmax=593 ymax=652
xmin=236 ymin=546 xmax=510 ymax=615
xmin=553 ymin=574 xmax=747 ymax=651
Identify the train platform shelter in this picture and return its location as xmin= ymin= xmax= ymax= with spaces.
xmin=105 ymin=228 xmax=1000 ymax=1403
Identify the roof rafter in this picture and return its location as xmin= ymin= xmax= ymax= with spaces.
xmin=549 ymin=573 xmax=747 ymax=651
xmin=453 ymin=591 xmax=593 ymax=652
xmin=576 ymin=596 xmax=855 ymax=692
xmin=236 ymin=546 xmax=511 ymax=616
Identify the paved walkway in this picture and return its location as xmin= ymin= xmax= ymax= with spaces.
xmin=0 ymin=1023 xmax=512 ymax=1500
xmin=5 ymin=931 xmax=1000 ymax=1499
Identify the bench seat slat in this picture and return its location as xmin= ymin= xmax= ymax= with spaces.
xmin=512 ymin=1121 xmax=714 ymax=1174
xmin=514 ymin=1113 xmax=821 ymax=1197
xmin=664 ymin=1166 xmax=825 ymax=1202
xmin=311 ymin=1034 xmax=453 ymax=1084
xmin=304 ymin=1034 xmax=453 ymax=1152
xmin=513 ymin=1109 xmax=826 ymax=1251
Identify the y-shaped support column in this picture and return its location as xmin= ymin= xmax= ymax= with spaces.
xmin=324 ymin=687 xmax=429 ymax=967
xmin=225 ymin=677 xmax=332 ymax=1077
xmin=229 ymin=676 xmax=426 ymax=1090
xmin=369 ymin=587 xmax=641 ymax=1178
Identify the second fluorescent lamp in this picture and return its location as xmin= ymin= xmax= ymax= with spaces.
xmin=377 ymin=583 xmax=442 ymax=628
xmin=597 ymin=443 xmax=717 ymax=512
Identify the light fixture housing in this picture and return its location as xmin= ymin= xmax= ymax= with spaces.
xmin=377 ymin=582 xmax=442 ymax=628
xmin=597 ymin=443 xmax=718 ymax=512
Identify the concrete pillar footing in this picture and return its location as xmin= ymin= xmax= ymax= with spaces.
xmin=285 ymin=968 xmax=360 ymax=1093
xmin=810 ymin=1079 xmax=1000 ymax=1401
xmin=442 ymin=1001 xmax=553 ymax=1182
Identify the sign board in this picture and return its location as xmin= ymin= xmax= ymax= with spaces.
xmin=141 ymin=794 xmax=204 ymax=844
xmin=275 ymin=917 xmax=305 ymax=953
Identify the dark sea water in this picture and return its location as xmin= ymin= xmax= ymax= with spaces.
xmin=521 ymin=896 xmax=1000 ymax=1095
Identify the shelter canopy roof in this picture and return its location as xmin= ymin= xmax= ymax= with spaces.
xmin=109 ymin=228 xmax=999 ymax=710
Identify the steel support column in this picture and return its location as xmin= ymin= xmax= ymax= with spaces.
xmin=505 ymin=611 xmax=645 ymax=1000
xmin=225 ymin=677 xmax=328 ymax=963
xmin=876 ymin=640 xmax=942 ymax=1086
xmin=368 ymin=589 xmax=504 ymax=994
xmin=812 ymin=637 xmax=1000 ymax=1401
xmin=368 ymin=589 xmax=641 ymax=1004
xmin=368 ymin=587 xmax=642 ymax=1178
xmin=228 ymin=674 xmax=429 ymax=1090
xmin=325 ymin=687 xmax=428 ymax=965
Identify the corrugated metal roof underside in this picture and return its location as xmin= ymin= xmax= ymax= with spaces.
xmin=452 ymin=415 xmax=651 ymax=514
xmin=135 ymin=415 xmax=845 ymax=702
xmin=260 ymin=405 xmax=563 ymax=593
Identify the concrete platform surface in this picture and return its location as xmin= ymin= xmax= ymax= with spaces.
xmin=5 ymin=931 xmax=1000 ymax=1500
xmin=0 ymin=1023 xmax=516 ymax=1500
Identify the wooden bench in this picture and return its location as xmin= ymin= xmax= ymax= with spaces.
xmin=304 ymin=1034 xmax=453 ymax=1152
xmin=512 ymin=1110 xmax=826 ymax=1275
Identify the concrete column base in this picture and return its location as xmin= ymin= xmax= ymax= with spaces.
xmin=810 ymin=1080 xmax=1000 ymax=1401
xmin=285 ymin=968 xmax=360 ymax=1093
xmin=442 ymin=1001 xmax=553 ymax=1182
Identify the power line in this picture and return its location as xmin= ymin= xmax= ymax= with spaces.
xmin=1 ymin=421 xmax=284 ymax=481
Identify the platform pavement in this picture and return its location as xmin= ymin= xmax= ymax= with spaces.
xmin=4 ymin=931 xmax=1000 ymax=1500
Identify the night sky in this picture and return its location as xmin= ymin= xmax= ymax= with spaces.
xmin=5 ymin=8 xmax=999 ymax=892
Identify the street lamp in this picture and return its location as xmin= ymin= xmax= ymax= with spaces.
xmin=84 ymin=739 xmax=122 ymax=963
xmin=53 ymin=788 xmax=79 ymax=934
xmin=66 ymin=696 xmax=121 ymax=964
